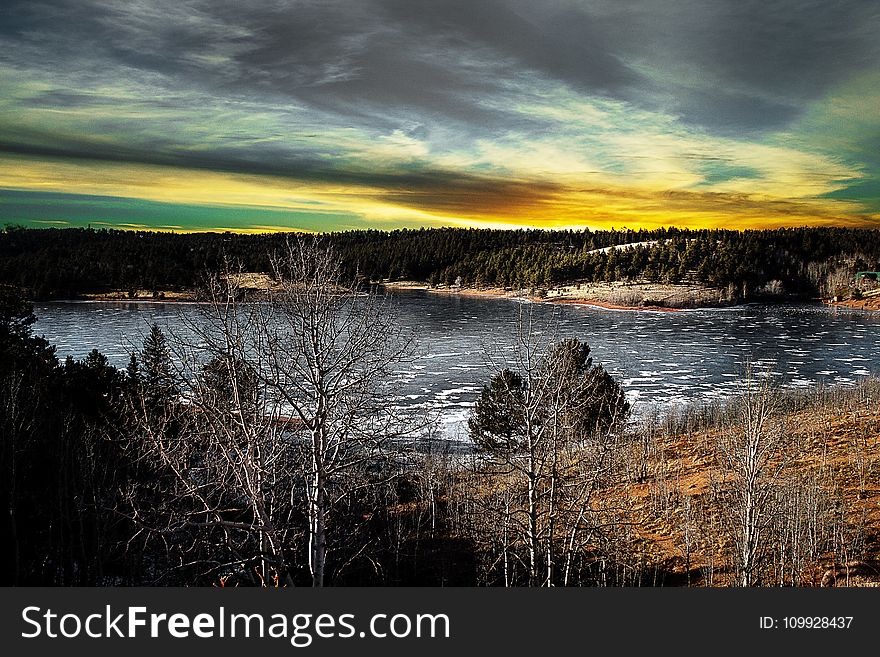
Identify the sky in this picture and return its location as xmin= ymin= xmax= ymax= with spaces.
xmin=1 ymin=0 xmax=879 ymax=233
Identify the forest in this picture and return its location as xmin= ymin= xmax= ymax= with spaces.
xmin=1 ymin=239 xmax=877 ymax=587
xmin=2 ymin=225 xmax=880 ymax=301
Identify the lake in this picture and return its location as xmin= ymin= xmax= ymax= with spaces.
xmin=33 ymin=291 xmax=880 ymax=438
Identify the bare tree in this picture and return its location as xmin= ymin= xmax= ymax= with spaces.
xmin=119 ymin=292 xmax=299 ymax=585
xmin=259 ymin=239 xmax=417 ymax=586
xmin=713 ymin=369 xmax=792 ymax=586
xmin=121 ymin=241 xmax=417 ymax=586
xmin=467 ymin=307 xmax=630 ymax=586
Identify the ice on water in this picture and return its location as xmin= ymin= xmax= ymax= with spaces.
xmin=34 ymin=293 xmax=880 ymax=439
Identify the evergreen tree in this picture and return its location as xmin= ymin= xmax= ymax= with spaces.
xmin=126 ymin=353 xmax=140 ymax=383
xmin=540 ymin=338 xmax=630 ymax=437
xmin=468 ymin=369 xmax=525 ymax=451
xmin=198 ymin=354 xmax=260 ymax=422
xmin=469 ymin=338 xmax=630 ymax=454
xmin=140 ymin=324 xmax=175 ymax=406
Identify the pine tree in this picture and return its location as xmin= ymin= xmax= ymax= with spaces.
xmin=469 ymin=338 xmax=630 ymax=453
xmin=140 ymin=324 xmax=175 ymax=407
xmin=199 ymin=355 xmax=259 ymax=421
xmin=126 ymin=353 xmax=140 ymax=383
xmin=468 ymin=369 xmax=525 ymax=451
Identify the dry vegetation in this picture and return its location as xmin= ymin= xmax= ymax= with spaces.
xmin=423 ymin=379 xmax=880 ymax=587
xmin=827 ymin=294 xmax=880 ymax=312
xmin=545 ymin=280 xmax=727 ymax=309
xmin=615 ymin=383 xmax=879 ymax=586
xmin=383 ymin=279 xmax=728 ymax=310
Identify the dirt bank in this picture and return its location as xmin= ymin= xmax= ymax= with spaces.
xmin=544 ymin=281 xmax=729 ymax=309
xmin=825 ymin=296 xmax=880 ymax=311
xmin=382 ymin=280 xmax=729 ymax=310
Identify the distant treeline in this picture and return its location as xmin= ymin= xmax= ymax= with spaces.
xmin=2 ymin=225 xmax=880 ymax=300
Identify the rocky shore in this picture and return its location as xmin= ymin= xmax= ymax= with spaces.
xmin=381 ymin=279 xmax=731 ymax=310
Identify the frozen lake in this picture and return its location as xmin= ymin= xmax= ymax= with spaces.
xmin=34 ymin=291 xmax=880 ymax=438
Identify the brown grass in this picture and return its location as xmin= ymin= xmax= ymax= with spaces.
xmin=444 ymin=381 xmax=880 ymax=586
xmin=605 ymin=400 xmax=880 ymax=585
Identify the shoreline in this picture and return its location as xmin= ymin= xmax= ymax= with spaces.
xmin=381 ymin=281 xmax=716 ymax=312
xmin=382 ymin=280 xmax=880 ymax=313
xmin=34 ymin=282 xmax=880 ymax=313
xmin=824 ymin=297 xmax=880 ymax=312
xmin=552 ymin=298 xmax=683 ymax=312
xmin=48 ymin=290 xmax=685 ymax=312
xmin=50 ymin=286 xmax=689 ymax=311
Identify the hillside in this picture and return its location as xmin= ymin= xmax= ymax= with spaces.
xmin=615 ymin=398 xmax=880 ymax=586
xmin=442 ymin=380 xmax=880 ymax=586
xmin=3 ymin=226 xmax=880 ymax=305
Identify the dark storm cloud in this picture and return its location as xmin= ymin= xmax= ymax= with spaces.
xmin=579 ymin=0 xmax=880 ymax=133
xmin=374 ymin=0 xmax=637 ymax=92
xmin=1 ymin=0 xmax=879 ymax=177
xmin=5 ymin=1 xmax=880 ymax=100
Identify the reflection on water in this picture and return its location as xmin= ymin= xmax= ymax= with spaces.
xmin=34 ymin=291 xmax=880 ymax=439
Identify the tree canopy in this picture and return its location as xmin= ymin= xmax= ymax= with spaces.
xmin=3 ymin=225 xmax=879 ymax=301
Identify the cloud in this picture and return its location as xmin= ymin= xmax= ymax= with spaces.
xmin=4 ymin=1 xmax=878 ymax=127
xmin=0 ymin=0 xmax=878 ymax=231
xmin=556 ymin=0 xmax=880 ymax=133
